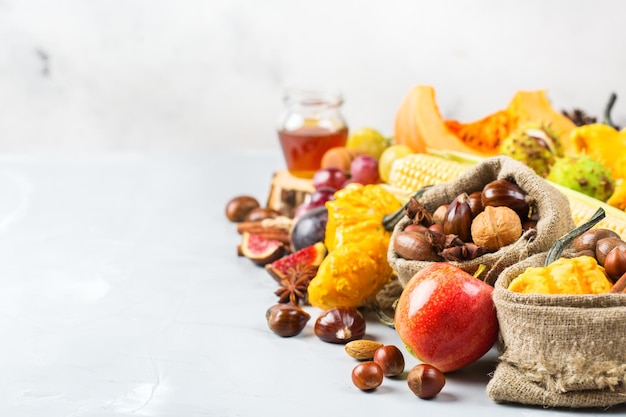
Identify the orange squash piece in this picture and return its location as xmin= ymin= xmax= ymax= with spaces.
xmin=394 ymin=85 xmax=483 ymax=155
xmin=394 ymin=85 xmax=577 ymax=157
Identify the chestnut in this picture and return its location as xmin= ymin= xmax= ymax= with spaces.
xmin=244 ymin=207 xmax=281 ymax=222
xmin=443 ymin=193 xmax=473 ymax=242
xmin=603 ymin=247 xmax=626 ymax=281
xmin=407 ymin=363 xmax=446 ymax=399
xmin=225 ymin=195 xmax=260 ymax=222
xmin=467 ymin=191 xmax=483 ymax=217
xmin=595 ymin=237 xmax=626 ymax=266
xmin=393 ymin=230 xmax=442 ymax=262
xmin=351 ymin=361 xmax=384 ymax=391
xmin=373 ymin=345 xmax=405 ymax=377
xmin=266 ymin=304 xmax=310 ymax=337
xmin=431 ymin=204 xmax=448 ymax=225
xmin=572 ymin=228 xmax=621 ymax=254
xmin=481 ymin=179 xmax=529 ymax=220
xmin=314 ymin=306 xmax=366 ymax=344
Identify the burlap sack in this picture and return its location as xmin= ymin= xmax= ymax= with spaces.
xmin=487 ymin=252 xmax=626 ymax=408
xmin=388 ymin=156 xmax=575 ymax=286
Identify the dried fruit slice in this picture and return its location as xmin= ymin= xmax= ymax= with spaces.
xmin=265 ymin=242 xmax=327 ymax=282
xmin=240 ymin=232 xmax=286 ymax=266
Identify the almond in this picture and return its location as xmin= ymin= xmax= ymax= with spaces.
xmin=344 ymin=340 xmax=384 ymax=360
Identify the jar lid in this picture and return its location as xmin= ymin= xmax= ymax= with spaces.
xmin=282 ymin=87 xmax=344 ymax=108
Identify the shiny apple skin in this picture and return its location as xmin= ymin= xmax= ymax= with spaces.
xmin=394 ymin=263 xmax=498 ymax=373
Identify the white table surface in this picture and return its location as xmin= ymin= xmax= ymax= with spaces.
xmin=0 ymin=151 xmax=623 ymax=417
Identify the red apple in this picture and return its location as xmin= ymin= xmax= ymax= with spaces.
xmin=394 ymin=263 xmax=498 ymax=373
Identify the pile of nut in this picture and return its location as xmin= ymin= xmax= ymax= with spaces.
xmin=394 ymin=179 xmax=536 ymax=262
xmin=345 ymin=339 xmax=445 ymax=398
xmin=572 ymin=228 xmax=626 ymax=292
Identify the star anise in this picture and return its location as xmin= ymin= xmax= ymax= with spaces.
xmin=274 ymin=264 xmax=318 ymax=305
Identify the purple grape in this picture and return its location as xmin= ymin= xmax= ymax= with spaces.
xmin=350 ymin=154 xmax=380 ymax=185
xmin=312 ymin=168 xmax=348 ymax=191
xmin=309 ymin=187 xmax=335 ymax=206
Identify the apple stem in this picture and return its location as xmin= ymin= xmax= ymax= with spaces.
xmin=544 ymin=207 xmax=605 ymax=266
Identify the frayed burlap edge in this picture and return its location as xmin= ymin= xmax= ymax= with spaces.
xmin=487 ymin=253 xmax=626 ymax=408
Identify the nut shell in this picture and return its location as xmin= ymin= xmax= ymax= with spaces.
xmin=471 ymin=206 xmax=522 ymax=252
xmin=314 ymin=306 xmax=366 ymax=344
xmin=345 ymin=340 xmax=384 ymax=360
xmin=596 ymin=237 xmax=626 ymax=266
xmin=603 ymin=247 xmax=626 ymax=281
xmin=407 ymin=364 xmax=446 ymax=399
xmin=481 ymin=179 xmax=530 ymax=220
xmin=373 ymin=345 xmax=405 ymax=377
xmin=266 ymin=304 xmax=310 ymax=337
xmin=572 ymin=228 xmax=620 ymax=253
xmin=351 ymin=361 xmax=384 ymax=391
xmin=225 ymin=195 xmax=260 ymax=222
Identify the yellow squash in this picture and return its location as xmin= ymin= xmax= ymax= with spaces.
xmin=307 ymin=183 xmax=402 ymax=310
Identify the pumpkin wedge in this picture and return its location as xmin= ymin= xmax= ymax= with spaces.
xmin=395 ymin=85 xmax=577 ymax=157
xmin=394 ymin=85 xmax=483 ymax=155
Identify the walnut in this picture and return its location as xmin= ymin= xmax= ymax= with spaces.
xmin=470 ymin=206 xmax=522 ymax=252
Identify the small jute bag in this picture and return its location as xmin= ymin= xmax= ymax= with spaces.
xmin=388 ymin=156 xmax=575 ymax=286
xmin=487 ymin=252 xmax=626 ymax=408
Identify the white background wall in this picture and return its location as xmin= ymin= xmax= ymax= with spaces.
xmin=1 ymin=0 xmax=625 ymax=151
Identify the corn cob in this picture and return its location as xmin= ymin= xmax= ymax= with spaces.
xmin=386 ymin=151 xmax=626 ymax=240
xmin=551 ymin=182 xmax=626 ymax=240
xmin=387 ymin=153 xmax=473 ymax=192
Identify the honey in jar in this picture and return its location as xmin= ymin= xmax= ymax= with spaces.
xmin=277 ymin=87 xmax=348 ymax=178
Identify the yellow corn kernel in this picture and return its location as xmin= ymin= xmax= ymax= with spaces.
xmin=550 ymin=182 xmax=626 ymax=241
xmin=388 ymin=153 xmax=472 ymax=192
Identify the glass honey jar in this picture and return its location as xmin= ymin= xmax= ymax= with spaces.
xmin=276 ymin=87 xmax=348 ymax=178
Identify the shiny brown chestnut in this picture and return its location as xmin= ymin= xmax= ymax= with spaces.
xmin=431 ymin=204 xmax=448 ymax=225
xmin=481 ymin=179 xmax=530 ymax=220
xmin=393 ymin=231 xmax=442 ymax=262
xmin=467 ymin=191 xmax=484 ymax=217
xmin=603 ymin=247 xmax=626 ymax=281
xmin=443 ymin=193 xmax=473 ymax=242
xmin=314 ymin=306 xmax=366 ymax=344
xmin=266 ymin=303 xmax=310 ymax=337
xmin=572 ymin=228 xmax=621 ymax=254
xmin=225 ymin=195 xmax=260 ymax=222
xmin=595 ymin=237 xmax=626 ymax=266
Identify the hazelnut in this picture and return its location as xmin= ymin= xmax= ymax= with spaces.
xmin=470 ymin=206 xmax=522 ymax=252
xmin=351 ymin=361 xmax=384 ymax=391
xmin=407 ymin=364 xmax=445 ymax=399
xmin=373 ymin=345 xmax=405 ymax=377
